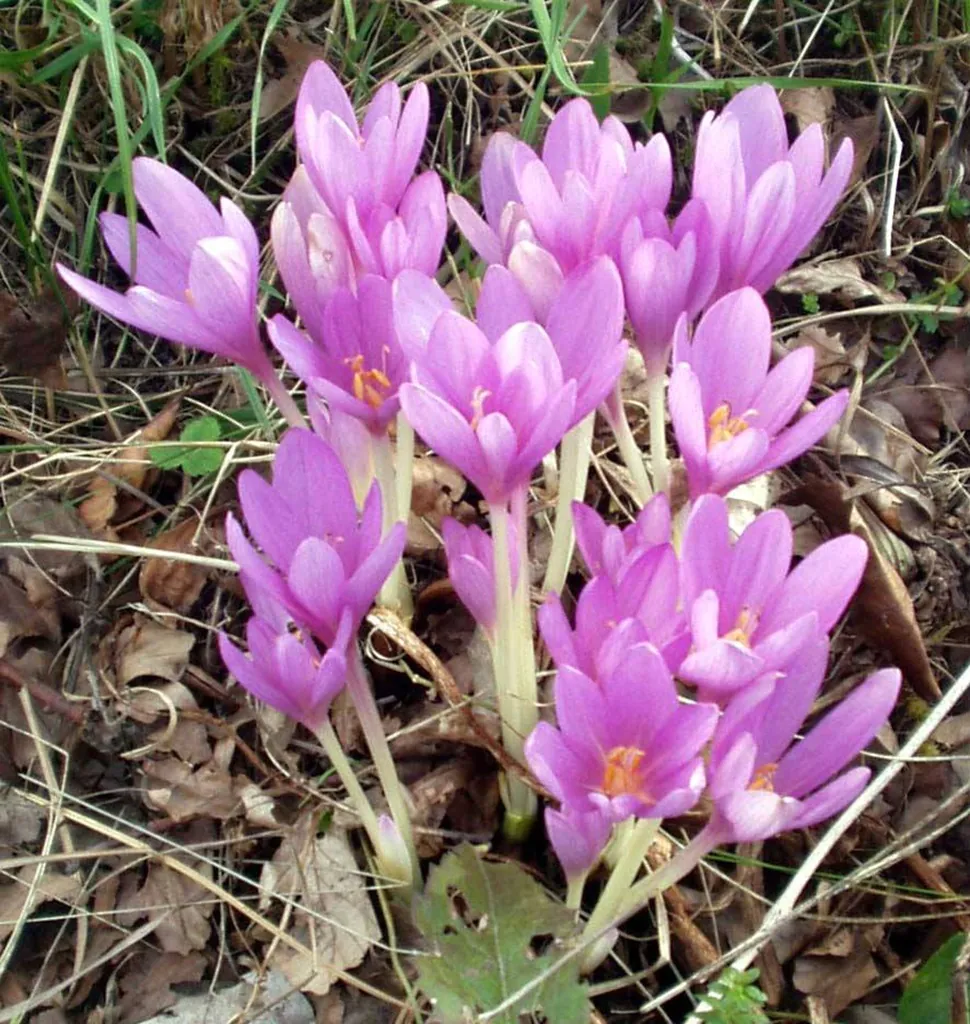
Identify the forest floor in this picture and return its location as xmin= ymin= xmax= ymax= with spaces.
xmin=2 ymin=1 xmax=970 ymax=1022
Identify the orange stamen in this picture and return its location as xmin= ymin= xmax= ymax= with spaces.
xmin=469 ymin=386 xmax=492 ymax=430
xmin=602 ymin=746 xmax=650 ymax=799
xmin=708 ymin=402 xmax=750 ymax=447
xmin=748 ymin=763 xmax=779 ymax=792
xmin=722 ymin=607 xmax=759 ymax=646
xmin=346 ymin=354 xmax=392 ymax=410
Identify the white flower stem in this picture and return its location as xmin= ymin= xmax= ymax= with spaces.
xmin=542 ymin=413 xmax=595 ymax=595
xmin=566 ymin=872 xmax=588 ymax=911
xmin=313 ymin=718 xmax=383 ymax=852
xmin=580 ymin=817 xmax=660 ymax=970
xmin=605 ymin=384 xmax=652 ymax=506
xmin=373 ymin=429 xmax=414 ymax=621
xmin=647 ymin=370 xmax=670 ymax=495
xmin=346 ymin=648 xmax=419 ymax=889
xmin=490 ymin=494 xmax=539 ymax=838
xmin=264 ymin=372 xmax=305 ymax=429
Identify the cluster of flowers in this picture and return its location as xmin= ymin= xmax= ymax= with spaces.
xmin=57 ymin=61 xmax=903 ymax=929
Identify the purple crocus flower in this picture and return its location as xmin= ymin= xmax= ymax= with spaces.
xmin=572 ymin=494 xmax=671 ymax=583
xmin=218 ymin=609 xmax=353 ymax=730
xmin=57 ymin=158 xmax=272 ymax=381
xmin=296 ymin=61 xmax=430 ymax=231
xmin=226 ymin=428 xmax=405 ymax=645
xmin=449 ymin=98 xmax=672 ymax=272
xmin=678 ymin=495 xmax=868 ymax=699
xmin=441 ymin=517 xmax=518 ymax=637
xmin=619 ymin=200 xmax=719 ymax=375
xmin=545 ymin=806 xmax=612 ymax=882
xmin=268 ymin=275 xmax=406 ymax=434
xmin=707 ymin=664 xmax=901 ymax=842
xmin=525 ymin=640 xmax=718 ymax=823
xmin=692 ymin=84 xmax=853 ymax=301
xmin=668 ymin=288 xmax=850 ymax=498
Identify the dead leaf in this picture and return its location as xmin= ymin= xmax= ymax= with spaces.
xmin=112 ymin=617 xmax=195 ymax=686
xmin=0 ymin=573 xmax=59 ymax=659
xmin=0 ymin=490 xmax=92 ymax=580
xmin=407 ymin=456 xmax=467 ymax=557
xmin=832 ymin=114 xmax=881 ymax=187
xmin=0 ymin=791 xmax=45 ymax=849
xmin=781 ymin=87 xmax=835 ymax=133
xmin=793 ymin=925 xmax=883 ymax=1016
xmin=0 ymin=286 xmax=77 ymax=388
xmin=116 ymin=951 xmax=207 ymax=1024
xmin=259 ymin=34 xmax=329 ymax=121
xmin=789 ymin=325 xmax=850 ymax=386
xmin=0 ymin=865 xmax=82 ymax=942
xmin=139 ymin=517 xmax=215 ymax=614
xmin=260 ymin=811 xmax=379 ymax=996
xmin=141 ymin=756 xmax=241 ymax=821
xmin=776 ymin=257 xmax=904 ymax=305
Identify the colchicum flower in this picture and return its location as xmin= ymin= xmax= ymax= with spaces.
xmin=218 ymin=609 xmax=354 ymax=730
xmin=441 ymin=518 xmax=518 ymax=637
xmin=669 ymin=287 xmax=850 ymax=498
xmin=572 ymin=494 xmax=671 ymax=584
xmin=707 ymin=664 xmax=901 ymax=841
xmin=692 ymin=83 xmax=854 ymax=301
xmin=525 ymin=640 xmax=718 ymax=823
xmin=226 ymin=428 xmax=406 ymax=645
xmin=449 ymin=98 xmax=672 ymax=272
xmin=57 ymin=158 xmax=273 ymax=381
xmin=395 ymin=259 xmax=625 ymax=505
xmin=545 ymin=805 xmax=613 ymax=883
xmin=678 ymin=495 xmax=868 ymax=699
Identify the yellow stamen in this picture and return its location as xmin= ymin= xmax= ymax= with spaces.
xmin=708 ymin=402 xmax=750 ymax=447
xmin=748 ymin=763 xmax=778 ymax=792
xmin=346 ymin=354 xmax=392 ymax=410
xmin=602 ymin=746 xmax=650 ymax=799
xmin=722 ymin=606 xmax=759 ymax=646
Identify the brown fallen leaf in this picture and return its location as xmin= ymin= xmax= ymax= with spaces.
xmin=408 ymin=455 xmax=467 ymax=557
xmin=832 ymin=114 xmax=881 ymax=187
xmin=260 ymin=810 xmax=379 ymax=996
xmin=0 ymin=865 xmax=82 ymax=942
xmin=0 ymin=573 xmax=59 ymax=659
xmin=0 ymin=489 xmax=92 ymax=581
xmin=141 ymin=756 xmax=241 ymax=822
xmin=776 ymin=257 xmax=904 ymax=305
xmin=259 ymin=33 xmax=329 ymax=121
xmin=116 ymin=950 xmax=208 ymax=1024
xmin=793 ymin=924 xmax=883 ymax=1017
xmin=138 ymin=516 xmax=217 ymax=614
xmin=0 ymin=286 xmax=77 ymax=388
xmin=781 ymin=86 xmax=835 ymax=133
xmin=109 ymin=616 xmax=195 ymax=687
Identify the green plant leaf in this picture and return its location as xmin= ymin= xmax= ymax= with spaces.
xmin=579 ymin=44 xmax=611 ymax=121
xmin=899 ymin=932 xmax=968 ymax=1024
xmin=149 ymin=415 xmax=223 ymax=476
xmin=415 ymin=844 xmax=589 ymax=1024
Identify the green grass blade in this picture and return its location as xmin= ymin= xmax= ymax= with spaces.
xmin=250 ymin=0 xmax=291 ymax=172
xmin=115 ymin=36 xmax=167 ymax=158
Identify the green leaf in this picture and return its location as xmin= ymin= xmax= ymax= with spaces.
xmin=579 ymin=44 xmax=611 ymax=121
xmin=149 ymin=415 xmax=223 ymax=476
xmin=899 ymin=933 xmax=968 ymax=1024
xmin=801 ymin=292 xmax=821 ymax=314
xmin=415 ymin=844 xmax=589 ymax=1024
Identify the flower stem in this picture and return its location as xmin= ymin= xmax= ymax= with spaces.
xmin=373 ymin=429 xmax=414 ymax=621
xmin=264 ymin=371 xmax=305 ymax=429
xmin=490 ymin=494 xmax=538 ymax=838
xmin=313 ymin=718 xmax=383 ymax=853
xmin=619 ymin=825 xmax=719 ymax=921
xmin=647 ymin=370 xmax=670 ymax=495
xmin=543 ymin=413 xmax=595 ymax=595
xmin=566 ymin=872 xmax=588 ymax=912
xmin=580 ymin=817 xmax=659 ymax=971
xmin=346 ymin=647 xmax=419 ymax=889
xmin=604 ymin=383 xmax=652 ymax=506
xmin=395 ymin=413 xmax=415 ymax=551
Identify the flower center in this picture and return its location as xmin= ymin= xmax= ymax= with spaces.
xmin=708 ymin=402 xmax=751 ymax=448
xmin=748 ymin=762 xmax=779 ymax=792
xmin=469 ymin=386 xmax=492 ymax=430
xmin=722 ymin=606 xmax=759 ymax=646
xmin=346 ymin=353 xmax=392 ymax=409
xmin=602 ymin=745 xmax=650 ymax=799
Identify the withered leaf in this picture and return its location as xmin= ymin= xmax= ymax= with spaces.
xmin=259 ymin=34 xmax=330 ymax=121
xmin=776 ymin=257 xmax=904 ymax=305
xmin=0 ymin=489 xmax=92 ymax=580
xmin=0 ymin=286 xmax=77 ymax=388
xmin=781 ymin=86 xmax=835 ymax=133
xmin=139 ymin=517 xmax=214 ymax=614
xmin=111 ymin=617 xmax=194 ymax=686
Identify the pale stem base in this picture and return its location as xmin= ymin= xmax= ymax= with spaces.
xmin=264 ymin=372 xmax=305 ymax=430
xmin=647 ymin=371 xmax=670 ymax=496
xmin=542 ymin=413 xmax=595 ymax=595
xmin=346 ymin=649 xmax=419 ymax=890
xmin=490 ymin=495 xmax=539 ymax=837
xmin=604 ymin=384 xmax=652 ymax=506
xmin=373 ymin=429 xmax=414 ymax=622
xmin=313 ymin=718 xmax=382 ymax=853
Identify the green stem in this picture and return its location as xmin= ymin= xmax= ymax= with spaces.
xmin=580 ymin=817 xmax=659 ymax=971
xmin=373 ymin=430 xmax=414 ymax=621
xmin=264 ymin=372 xmax=305 ymax=429
xmin=647 ymin=371 xmax=670 ymax=495
xmin=346 ymin=648 xmax=418 ymax=889
xmin=566 ymin=872 xmax=588 ymax=912
xmin=605 ymin=383 xmax=652 ymax=506
xmin=313 ymin=718 xmax=383 ymax=853
xmin=490 ymin=494 xmax=538 ymax=838
xmin=542 ymin=413 xmax=595 ymax=595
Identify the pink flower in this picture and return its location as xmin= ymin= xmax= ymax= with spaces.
xmin=449 ymin=99 xmax=672 ymax=272
xmin=219 ymin=610 xmax=353 ymax=730
xmin=525 ymin=640 xmax=718 ymax=823
xmin=572 ymin=494 xmax=671 ymax=583
xmin=268 ymin=275 xmax=406 ymax=434
xmin=57 ymin=158 xmax=272 ymax=381
xmin=678 ymin=495 xmax=868 ymax=700
xmin=441 ymin=518 xmax=518 ymax=636
xmin=545 ymin=806 xmax=612 ymax=882
xmin=692 ymin=84 xmax=853 ymax=301
xmin=668 ymin=288 xmax=850 ymax=498
xmin=226 ymin=428 xmax=405 ymax=645
xmin=708 ymin=663 xmax=900 ymax=841
xmin=296 ymin=61 xmax=430 ymax=229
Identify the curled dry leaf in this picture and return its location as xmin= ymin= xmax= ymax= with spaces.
xmin=116 ymin=950 xmax=208 ymax=1024
xmin=781 ymin=86 xmax=835 ymax=133
xmin=793 ymin=924 xmax=883 ymax=1017
xmin=0 ymin=489 xmax=92 ymax=580
xmin=79 ymin=398 xmax=181 ymax=537
xmin=109 ymin=616 xmax=195 ymax=687
xmin=0 ymin=286 xmax=77 ymax=388
xmin=259 ymin=33 xmax=329 ymax=121
xmin=776 ymin=257 xmax=905 ymax=305
xmin=141 ymin=756 xmax=241 ymax=822
xmin=259 ymin=810 xmax=379 ymax=996
xmin=0 ymin=573 xmax=59 ymax=659
xmin=831 ymin=114 xmax=881 ymax=187
xmin=0 ymin=866 xmax=82 ymax=942
xmin=408 ymin=455 xmax=467 ymax=557
xmin=139 ymin=516 xmax=220 ymax=614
